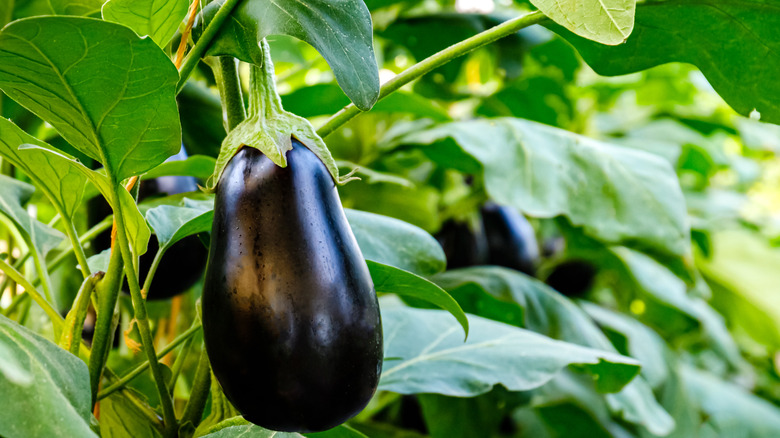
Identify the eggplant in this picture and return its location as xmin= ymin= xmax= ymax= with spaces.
xmin=481 ymin=202 xmax=539 ymax=276
xmin=88 ymin=146 xmax=208 ymax=300
xmin=545 ymin=259 xmax=597 ymax=298
xmin=435 ymin=218 xmax=489 ymax=269
xmin=202 ymin=140 xmax=382 ymax=432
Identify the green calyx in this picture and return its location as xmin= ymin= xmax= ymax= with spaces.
xmin=207 ymin=39 xmax=354 ymax=190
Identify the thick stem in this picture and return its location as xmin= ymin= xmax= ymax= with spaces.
xmin=111 ymin=185 xmax=177 ymax=438
xmin=176 ymin=0 xmax=245 ymax=94
xmin=60 ymin=272 xmax=103 ymax=355
xmin=317 ymin=10 xmax=547 ymax=138
xmin=98 ymin=321 xmax=202 ymax=400
xmin=250 ymin=40 xmax=284 ymax=119
xmin=88 ymin=239 xmax=124 ymax=404
xmin=180 ymin=346 xmax=212 ymax=428
xmin=214 ymin=56 xmax=247 ymax=131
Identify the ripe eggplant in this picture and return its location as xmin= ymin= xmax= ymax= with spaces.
xmin=481 ymin=202 xmax=539 ymax=276
xmin=88 ymin=146 xmax=208 ymax=300
xmin=435 ymin=218 xmax=489 ymax=269
xmin=202 ymin=140 xmax=382 ymax=432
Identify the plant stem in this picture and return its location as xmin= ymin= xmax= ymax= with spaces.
xmin=141 ymin=248 xmax=165 ymax=299
xmin=88 ymin=237 xmax=124 ymax=404
xmin=180 ymin=346 xmax=211 ymax=428
xmin=176 ymin=0 xmax=244 ymax=94
xmin=110 ymin=185 xmax=177 ymax=438
xmin=63 ymin=219 xmax=91 ymax=278
xmin=167 ymin=335 xmax=194 ymax=390
xmin=316 ymin=10 xmax=547 ymax=138
xmin=214 ymin=56 xmax=247 ymax=131
xmin=60 ymin=272 xmax=103 ymax=355
xmin=98 ymin=321 xmax=203 ymax=400
xmin=0 ymin=257 xmax=63 ymax=330
xmin=25 ymin=238 xmax=54 ymax=309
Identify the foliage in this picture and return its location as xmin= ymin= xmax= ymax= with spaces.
xmin=1 ymin=0 xmax=780 ymax=437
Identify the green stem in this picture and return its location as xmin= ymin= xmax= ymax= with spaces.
xmin=111 ymin=185 xmax=177 ymax=438
xmin=180 ymin=346 xmax=212 ymax=428
xmin=141 ymin=248 xmax=165 ymax=299
xmin=63 ymin=219 xmax=91 ymax=279
xmin=167 ymin=336 xmax=194 ymax=391
xmin=0 ymin=257 xmax=63 ymax=330
xmin=88 ymin=239 xmax=124 ymax=404
xmin=19 ymin=232 xmax=55 ymax=309
xmin=316 ymin=10 xmax=547 ymax=138
xmin=214 ymin=56 xmax=247 ymax=131
xmin=0 ymin=251 xmax=30 ymax=297
xmin=98 ymin=321 xmax=203 ymax=400
xmin=2 ymin=292 xmax=27 ymax=317
xmin=60 ymin=272 xmax=103 ymax=355
xmin=176 ymin=0 xmax=245 ymax=94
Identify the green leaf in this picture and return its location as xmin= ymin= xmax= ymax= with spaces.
xmin=430 ymin=267 xmax=674 ymax=435
xmin=346 ymin=209 xmax=446 ymax=276
xmin=0 ymin=174 xmax=64 ymax=256
xmin=531 ymin=0 xmax=634 ymax=45
xmin=0 ymin=117 xmax=87 ymax=220
xmin=50 ymin=0 xmax=104 ymax=15
xmin=21 ymin=144 xmax=150 ymax=257
xmin=99 ymin=392 xmax=162 ymax=438
xmin=682 ymin=365 xmax=780 ymax=436
xmin=580 ymin=302 xmax=669 ymax=389
xmin=551 ymin=0 xmax=780 ymax=124
xmin=0 ymin=314 xmax=97 ymax=438
xmin=145 ymin=203 xmax=213 ymax=251
xmin=368 ymin=261 xmax=468 ymax=338
xmin=378 ymin=307 xmax=640 ymax=397
xmin=397 ymin=118 xmax=689 ymax=258
xmin=199 ymin=424 xmax=365 ymax=437
xmin=697 ymin=229 xmax=780 ymax=349
xmin=612 ymin=247 xmax=741 ymax=366
xmin=197 ymin=0 xmax=379 ymax=110
xmin=102 ymin=0 xmax=189 ymax=47
xmin=0 ymin=17 xmax=181 ymax=181
xmin=0 ymin=337 xmax=32 ymax=385
xmin=143 ymin=155 xmax=216 ymax=180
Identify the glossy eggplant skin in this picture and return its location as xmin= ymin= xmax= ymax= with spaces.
xmin=481 ymin=203 xmax=539 ymax=276
xmin=202 ymin=140 xmax=382 ymax=432
xmin=88 ymin=147 xmax=208 ymax=300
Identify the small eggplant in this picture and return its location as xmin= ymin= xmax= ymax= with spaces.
xmin=481 ymin=202 xmax=539 ymax=276
xmin=88 ymin=146 xmax=208 ymax=300
xmin=202 ymin=140 xmax=382 ymax=432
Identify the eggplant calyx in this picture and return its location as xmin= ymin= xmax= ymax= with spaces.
xmin=207 ymin=39 xmax=349 ymax=190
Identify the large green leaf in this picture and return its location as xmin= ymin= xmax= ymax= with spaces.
xmin=0 ymin=117 xmax=87 ymax=220
xmin=21 ymin=144 xmax=150 ymax=257
xmin=200 ymin=422 xmax=366 ymax=437
xmin=531 ymin=0 xmax=635 ymax=45
xmin=198 ymin=0 xmax=379 ymax=110
xmin=0 ymin=175 xmax=64 ymax=256
xmin=0 ymin=314 xmax=97 ymax=438
xmin=99 ymin=392 xmax=162 ymax=438
xmin=102 ymin=0 xmax=189 ymax=47
xmin=0 ymin=17 xmax=181 ymax=181
xmin=430 ymin=267 xmax=674 ymax=435
xmin=552 ymin=0 xmax=780 ymax=124
xmin=367 ymin=261 xmax=468 ymax=337
xmin=682 ymin=365 xmax=780 ymax=436
xmin=580 ymin=302 xmax=669 ymax=389
xmin=397 ymin=118 xmax=689 ymax=258
xmin=346 ymin=209 xmax=445 ymax=276
xmin=378 ymin=307 xmax=640 ymax=397
xmin=612 ymin=247 xmax=741 ymax=366
xmin=145 ymin=203 xmax=213 ymax=251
